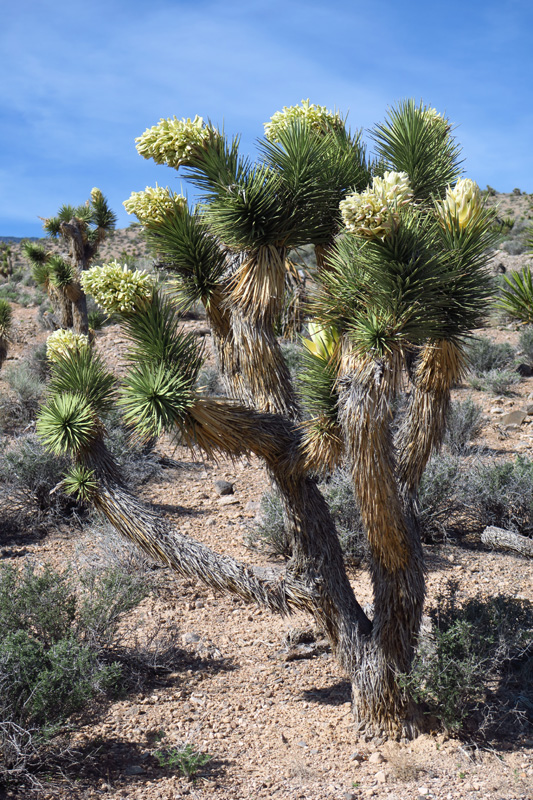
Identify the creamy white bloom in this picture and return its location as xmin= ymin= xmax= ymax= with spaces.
xmin=340 ymin=189 xmax=396 ymax=239
xmin=123 ymin=186 xmax=186 ymax=224
xmin=81 ymin=261 xmax=154 ymax=314
xmin=437 ymin=178 xmax=482 ymax=229
xmin=264 ymin=99 xmax=342 ymax=141
xmin=90 ymin=187 xmax=103 ymax=204
xmin=46 ymin=329 xmax=90 ymax=363
xmin=135 ymin=116 xmax=217 ymax=168
xmin=372 ymin=171 xmax=413 ymax=207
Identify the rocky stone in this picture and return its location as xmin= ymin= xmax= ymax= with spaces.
xmin=368 ymin=751 xmax=385 ymax=764
xmin=182 ymin=632 xmax=201 ymax=645
xmin=516 ymin=363 xmax=533 ymax=377
xmin=500 ymin=409 xmax=527 ymax=428
xmin=375 ymin=770 xmax=387 ymax=783
xmin=123 ymin=765 xmax=145 ymax=775
xmin=214 ymin=479 xmax=234 ymax=496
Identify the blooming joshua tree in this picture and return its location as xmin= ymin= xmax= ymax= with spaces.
xmin=38 ymin=100 xmax=497 ymax=737
xmin=26 ymin=189 xmax=117 ymax=334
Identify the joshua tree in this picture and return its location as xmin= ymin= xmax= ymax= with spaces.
xmin=37 ymin=101 xmax=496 ymax=736
xmin=26 ymin=189 xmax=117 ymax=334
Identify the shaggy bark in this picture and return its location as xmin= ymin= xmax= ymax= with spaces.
xmin=481 ymin=526 xmax=533 ymax=558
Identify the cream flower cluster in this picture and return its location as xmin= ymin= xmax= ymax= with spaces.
xmin=123 ymin=186 xmax=186 ymax=225
xmin=46 ymin=329 xmax=90 ymax=363
xmin=422 ymin=107 xmax=450 ymax=131
xmin=340 ymin=171 xmax=412 ymax=239
xmin=90 ymin=187 xmax=103 ymax=204
xmin=81 ymin=261 xmax=154 ymax=314
xmin=437 ymin=178 xmax=482 ymax=229
xmin=303 ymin=322 xmax=339 ymax=361
xmin=135 ymin=115 xmax=216 ymax=168
xmin=264 ymin=99 xmax=342 ymax=141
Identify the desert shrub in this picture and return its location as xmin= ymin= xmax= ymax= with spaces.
xmin=196 ymin=365 xmax=224 ymax=396
xmin=467 ymin=336 xmax=515 ymax=374
xmin=0 ymin=363 xmax=46 ymax=432
xmin=320 ymin=468 xmax=367 ymax=562
xmin=443 ymin=398 xmax=483 ymax=454
xmin=281 ymin=339 xmax=304 ymax=379
xmin=417 ymin=453 xmax=465 ymax=539
xmin=104 ymin=410 xmax=162 ymax=488
xmin=153 ymin=742 xmax=211 ymax=780
xmin=249 ymin=467 xmax=367 ymax=563
xmin=461 ymin=456 xmax=533 ymax=536
xmin=0 ymin=561 xmax=153 ymax=786
xmin=0 ymin=434 xmax=73 ymax=519
xmin=23 ymin=342 xmax=50 ymax=382
xmin=468 ymin=368 xmax=521 ymax=395
xmin=518 ymin=325 xmax=533 ymax=364
xmin=402 ymin=588 xmax=533 ymax=734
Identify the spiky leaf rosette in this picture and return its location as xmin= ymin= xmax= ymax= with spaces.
xmin=22 ymin=240 xmax=48 ymax=266
xmin=48 ymin=346 xmax=116 ymax=416
xmin=123 ymin=185 xmax=187 ymax=225
xmin=121 ymin=291 xmax=203 ymax=386
xmin=142 ymin=204 xmax=227 ymax=311
xmin=299 ymin=342 xmax=343 ymax=474
xmin=258 ymin=120 xmax=370 ymax=247
xmin=81 ymin=262 xmax=154 ymax=315
xmin=371 ymin=99 xmax=462 ymax=202
xmin=62 ymin=465 xmax=98 ymax=501
xmin=498 ymin=266 xmax=533 ymax=324
xmin=119 ymin=362 xmax=195 ymax=441
xmin=37 ymin=393 xmax=98 ymax=456
xmin=89 ymin=188 xmax=117 ymax=232
xmin=48 ymin=254 xmax=74 ymax=288
xmin=264 ymin=99 xmax=343 ymax=141
xmin=46 ymin=329 xmax=90 ymax=363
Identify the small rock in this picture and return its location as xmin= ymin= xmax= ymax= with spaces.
xmin=214 ymin=479 xmax=234 ymax=496
xmin=516 ymin=363 xmax=533 ymax=377
xmin=417 ymin=788 xmax=429 ymax=797
xmin=526 ymin=404 xmax=533 ymax=415
xmin=182 ymin=632 xmax=201 ymax=645
xmin=218 ymin=496 xmax=240 ymax=506
xmin=489 ymin=406 xmax=504 ymax=414
xmin=368 ymin=751 xmax=385 ymax=764
xmin=245 ymin=500 xmax=260 ymax=512
xmin=123 ymin=765 xmax=145 ymax=775
xmin=296 ymin=740 xmax=308 ymax=748
xmin=500 ymin=409 xmax=527 ymax=428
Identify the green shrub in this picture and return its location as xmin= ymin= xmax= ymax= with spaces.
xmin=0 ymin=363 xmax=46 ymax=432
xmin=247 ymin=490 xmax=290 ymax=559
xmin=153 ymin=742 xmax=211 ymax=781
xmin=443 ymin=398 xmax=483 ymax=454
xmin=196 ymin=365 xmax=224 ymax=396
xmin=402 ymin=590 xmax=533 ymax=733
xmin=467 ymin=336 xmax=515 ymax=374
xmin=320 ymin=468 xmax=367 ymax=563
xmin=0 ymin=560 xmax=152 ymax=786
xmin=461 ymin=456 xmax=533 ymax=535
xmin=518 ymin=325 xmax=533 ymax=364
xmin=417 ymin=454 xmax=465 ymax=539
xmin=468 ymin=368 xmax=520 ymax=395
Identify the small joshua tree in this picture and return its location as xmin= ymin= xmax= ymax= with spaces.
xmin=0 ymin=298 xmax=13 ymax=368
xmin=25 ymin=189 xmax=116 ymax=334
xmin=38 ymin=100 xmax=496 ymax=737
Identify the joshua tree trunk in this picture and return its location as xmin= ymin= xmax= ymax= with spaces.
xmin=338 ymin=355 xmax=426 ymax=735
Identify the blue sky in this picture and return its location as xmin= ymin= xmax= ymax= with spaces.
xmin=1 ymin=0 xmax=532 ymax=237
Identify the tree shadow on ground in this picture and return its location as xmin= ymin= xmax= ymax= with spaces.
xmin=301 ymin=679 xmax=351 ymax=706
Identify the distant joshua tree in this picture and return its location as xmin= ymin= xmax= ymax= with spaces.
xmin=24 ymin=189 xmax=116 ymax=334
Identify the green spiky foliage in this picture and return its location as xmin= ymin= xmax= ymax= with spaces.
xmin=498 ymin=265 xmax=533 ymax=324
xmin=117 ymin=291 xmax=203 ymax=440
xmin=47 ymin=346 xmax=116 ymax=416
xmin=48 ymin=254 xmax=74 ymax=289
xmin=143 ymin=204 xmax=227 ymax=311
xmin=37 ymin=393 xmax=99 ymax=456
xmin=371 ymin=99 xmax=463 ymax=202
xmin=62 ymin=465 xmax=98 ymax=501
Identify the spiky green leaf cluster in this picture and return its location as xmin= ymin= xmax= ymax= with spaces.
xmin=62 ymin=465 xmax=98 ymax=501
xmin=498 ymin=266 xmax=533 ymax=324
xmin=48 ymin=346 xmax=116 ymax=416
xmin=81 ymin=262 xmax=154 ymax=314
xmin=36 ymin=394 xmax=97 ymax=455
xmin=46 ymin=329 xmax=90 ymax=363
xmin=123 ymin=185 xmax=187 ymax=225
xmin=48 ymin=255 xmax=74 ymax=289
xmin=142 ymin=205 xmax=227 ymax=309
xmin=371 ymin=99 xmax=462 ymax=201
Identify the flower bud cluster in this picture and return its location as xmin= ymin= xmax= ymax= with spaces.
xmin=123 ymin=186 xmax=186 ymax=224
xmin=90 ymin=187 xmax=103 ymax=204
xmin=135 ymin=116 xmax=216 ymax=168
xmin=46 ymin=329 xmax=90 ymax=363
xmin=340 ymin=171 xmax=412 ymax=239
xmin=303 ymin=322 xmax=340 ymax=361
xmin=437 ymin=178 xmax=482 ymax=229
xmin=81 ymin=261 xmax=154 ymax=314
xmin=264 ymin=99 xmax=342 ymax=141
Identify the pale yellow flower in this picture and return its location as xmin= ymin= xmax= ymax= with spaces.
xmin=135 ymin=115 xmax=217 ymax=168
xmin=372 ymin=171 xmax=413 ymax=207
xmin=81 ymin=261 xmax=154 ymax=314
xmin=437 ymin=178 xmax=482 ymax=229
xmin=264 ymin=99 xmax=342 ymax=141
xmin=46 ymin=329 xmax=90 ymax=363
xmin=123 ymin=185 xmax=186 ymax=225
xmin=302 ymin=322 xmax=340 ymax=361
